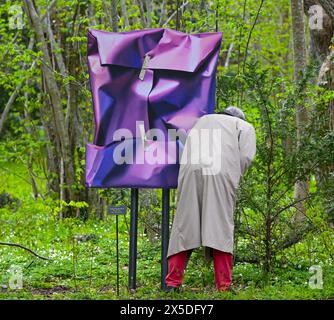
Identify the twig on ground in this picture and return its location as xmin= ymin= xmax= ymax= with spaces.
xmin=0 ymin=242 xmax=50 ymax=261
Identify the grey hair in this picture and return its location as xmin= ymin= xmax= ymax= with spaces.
xmin=220 ymin=106 xmax=246 ymax=121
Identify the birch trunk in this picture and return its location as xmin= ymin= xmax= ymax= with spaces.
xmin=145 ymin=0 xmax=153 ymax=27
xmin=158 ymin=0 xmax=167 ymax=26
xmin=120 ymin=0 xmax=129 ymax=28
xmin=103 ymin=0 xmax=113 ymax=27
xmin=111 ymin=0 xmax=119 ymax=32
xmin=136 ymin=0 xmax=147 ymax=27
xmin=23 ymin=0 xmax=76 ymax=214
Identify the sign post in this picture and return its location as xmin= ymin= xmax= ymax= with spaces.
xmin=107 ymin=204 xmax=127 ymax=296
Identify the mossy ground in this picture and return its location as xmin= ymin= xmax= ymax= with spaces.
xmin=1 ymin=161 xmax=333 ymax=300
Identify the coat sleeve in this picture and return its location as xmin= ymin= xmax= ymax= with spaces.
xmin=239 ymin=123 xmax=256 ymax=175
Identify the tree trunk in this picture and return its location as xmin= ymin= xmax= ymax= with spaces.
xmin=304 ymin=0 xmax=333 ymax=63
xmin=111 ymin=0 xmax=119 ymax=32
xmin=23 ymin=0 xmax=77 ymax=215
xmin=318 ymin=0 xmax=334 ymax=19
xmin=88 ymin=2 xmax=98 ymax=26
xmin=120 ymin=0 xmax=129 ymax=28
xmin=136 ymin=0 xmax=147 ymax=27
xmin=103 ymin=0 xmax=113 ymax=27
xmin=145 ymin=0 xmax=153 ymax=27
xmin=304 ymin=1 xmax=334 ymax=186
xmin=0 ymin=38 xmax=35 ymax=136
xmin=290 ymin=0 xmax=309 ymax=223
xmin=23 ymin=76 xmax=39 ymax=199
xmin=158 ymin=0 xmax=167 ymax=26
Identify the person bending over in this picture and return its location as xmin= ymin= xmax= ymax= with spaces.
xmin=165 ymin=106 xmax=256 ymax=292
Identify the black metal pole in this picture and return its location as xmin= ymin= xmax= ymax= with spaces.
xmin=116 ymin=214 xmax=119 ymax=296
xmin=161 ymin=188 xmax=170 ymax=291
xmin=128 ymin=188 xmax=138 ymax=290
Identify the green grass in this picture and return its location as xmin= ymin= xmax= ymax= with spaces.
xmin=0 ymin=160 xmax=334 ymax=300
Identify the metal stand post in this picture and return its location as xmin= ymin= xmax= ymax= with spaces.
xmin=161 ymin=188 xmax=170 ymax=291
xmin=128 ymin=188 xmax=139 ymax=290
xmin=116 ymin=214 xmax=119 ymax=296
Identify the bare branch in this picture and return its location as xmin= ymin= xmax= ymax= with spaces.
xmin=162 ymin=1 xmax=189 ymax=27
xmin=0 ymin=242 xmax=50 ymax=261
xmin=243 ymin=0 xmax=265 ymax=74
xmin=273 ymin=194 xmax=315 ymax=220
xmin=278 ymin=225 xmax=315 ymax=249
xmin=0 ymin=37 xmax=35 ymax=135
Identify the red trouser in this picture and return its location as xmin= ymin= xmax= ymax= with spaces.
xmin=165 ymin=249 xmax=233 ymax=291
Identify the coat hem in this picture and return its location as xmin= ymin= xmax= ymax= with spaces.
xmin=167 ymin=241 xmax=201 ymax=258
xmin=167 ymin=241 xmax=233 ymax=259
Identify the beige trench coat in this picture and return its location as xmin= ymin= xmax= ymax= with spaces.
xmin=167 ymin=114 xmax=256 ymax=258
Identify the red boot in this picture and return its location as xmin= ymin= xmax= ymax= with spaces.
xmin=213 ymin=249 xmax=233 ymax=291
xmin=165 ymin=250 xmax=192 ymax=288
